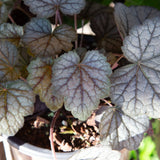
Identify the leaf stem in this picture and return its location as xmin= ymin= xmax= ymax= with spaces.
xmin=55 ymin=10 xmax=58 ymax=27
xmin=111 ymin=55 xmax=124 ymax=70
xmin=55 ymin=9 xmax=62 ymax=27
xmin=19 ymin=76 xmax=27 ymax=83
xmin=8 ymin=14 xmax=15 ymax=24
xmin=80 ymin=19 xmax=85 ymax=47
xmin=57 ymin=10 xmax=62 ymax=25
xmin=50 ymin=109 xmax=61 ymax=160
xmin=74 ymin=14 xmax=78 ymax=49
xmin=101 ymin=99 xmax=113 ymax=107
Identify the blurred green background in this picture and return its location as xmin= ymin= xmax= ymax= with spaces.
xmin=129 ymin=136 xmax=159 ymax=160
xmin=129 ymin=119 xmax=160 ymax=160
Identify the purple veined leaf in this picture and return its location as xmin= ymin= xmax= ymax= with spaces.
xmin=114 ymin=3 xmax=160 ymax=38
xmin=22 ymin=18 xmax=77 ymax=57
xmin=111 ymin=18 xmax=160 ymax=118
xmin=0 ymin=80 xmax=35 ymax=136
xmin=27 ymin=57 xmax=63 ymax=111
xmin=100 ymin=106 xmax=149 ymax=150
xmin=0 ymin=41 xmax=21 ymax=82
xmin=68 ymin=145 xmax=121 ymax=160
xmin=24 ymin=0 xmax=86 ymax=18
xmin=90 ymin=7 xmax=122 ymax=53
xmin=0 ymin=23 xmax=23 ymax=46
xmin=52 ymin=50 xmax=112 ymax=121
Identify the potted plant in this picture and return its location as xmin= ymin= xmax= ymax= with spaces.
xmin=1 ymin=0 xmax=160 ymax=159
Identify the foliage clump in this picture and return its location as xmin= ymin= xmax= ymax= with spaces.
xmin=0 ymin=0 xmax=160 ymax=159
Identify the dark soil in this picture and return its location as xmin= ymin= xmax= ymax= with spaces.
xmin=15 ymin=97 xmax=100 ymax=152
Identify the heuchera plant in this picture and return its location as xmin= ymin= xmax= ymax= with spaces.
xmin=1 ymin=0 xmax=160 ymax=159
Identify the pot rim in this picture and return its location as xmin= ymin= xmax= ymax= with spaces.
xmin=2 ymin=135 xmax=75 ymax=159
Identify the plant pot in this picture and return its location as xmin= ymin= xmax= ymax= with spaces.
xmin=1 ymin=135 xmax=75 ymax=160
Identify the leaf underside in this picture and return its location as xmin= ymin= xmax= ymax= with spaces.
xmin=52 ymin=50 xmax=112 ymax=120
xmin=68 ymin=145 xmax=121 ymax=160
xmin=111 ymin=18 xmax=160 ymax=118
xmin=114 ymin=3 xmax=160 ymax=38
xmin=0 ymin=80 xmax=35 ymax=136
xmin=27 ymin=57 xmax=63 ymax=111
xmin=22 ymin=18 xmax=77 ymax=57
xmin=0 ymin=41 xmax=20 ymax=82
xmin=100 ymin=106 xmax=149 ymax=150
xmin=24 ymin=0 xmax=86 ymax=18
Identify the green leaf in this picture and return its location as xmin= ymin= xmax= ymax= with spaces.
xmin=139 ymin=136 xmax=157 ymax=160
xmin=52 ymin=50 xmax=112 ymax=120
xmin=27 ymin=57 xmax=63 ymax=111
xmin=142 ymin=0 xmax=160 ymax=10
xmin=125 ymin=0 xmax=144 ymax=6
xmin=0 ymin=23 xmax=23 ymax=46
xmin=68 ymin=145 xmax=121 ymax=160
xmin=22 ymin=18 xmax=77 ymax=57
xmin=114 ymin=3 xmax=160 ymax=38
xmin=89 ymin=0 xmax=112 ymax=6
xmin=100 ymin=106 xmax=149 ymax=150
xmin=24 ymin=0 xmax=86 ymax=18
xmin=125 ymin=0 xmax=160 ymax=10
xmin=0 ymin=80 xmax=35 ymax=136
xmin=0 ymin=41 xmax=21 ymax=82
xmin=111 ymin=18 xmax=160 ymax=118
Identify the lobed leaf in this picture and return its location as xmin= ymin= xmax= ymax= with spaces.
xmin=0 ymin=41 xmax=21 ymax=82
xmin=0 ymin=80 xmax=35 ymax=136
xmin=114 ymin=3 xmax=160 ymax=38
xmin=100 ymin=106 xmax=149 ymax=150
xmin=27 ymin=57 xmax=63 ymax=111
xmin=22 ymin=18 xmax=77 ymax=57
xmin=111 ymin=18 xmax=160 ymax=118
xmin=0 ymin=23 xmax=23 ymax=46
xmin=125 ymin=0 xmax=160 ymax=10
xmin=52 ymin=50 xmax=112 ymax=120
xmin=68 ymin=145 xmax=121 ymax=160
xmin=90 ymin=7 xmax=122 ymax=53
xmin=24 ymin=0 xmax=86 ymax=18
